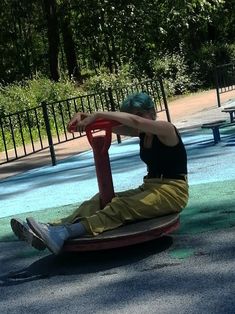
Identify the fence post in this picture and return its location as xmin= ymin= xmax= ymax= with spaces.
xmin=0 ymin=116 xmax=9 ymax=162
xmin=159 ymin=77 xmax=171 ymax=122
xmin=214 ymin=67 xmax=221 ymax=107
xmin=42 ymin=101 xmax=56 ymax=166
xmin=108 ymin=87 xmax=121 ymax=144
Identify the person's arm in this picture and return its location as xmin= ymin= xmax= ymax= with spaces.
xmin=112 ymin=125 xmax=139 ymax=137
xmin=68 ymin=111 xmax=138 ymax=137
xmin=68 ymin=111 xmax=178 ymax=146
xmin=94 ymin=112 xmax=179 ymax=146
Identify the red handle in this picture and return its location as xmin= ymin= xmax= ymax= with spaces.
xmin=85 ymin=119 xmax=121 ymax=208
xmin=85 ymin=119 xmax=120 ymax=153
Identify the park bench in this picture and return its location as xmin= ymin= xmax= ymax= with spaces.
xmin=221 ymin=106 xmax=235 ymax=123
xmin=201 ymin=119 xmax=235 ymax=144
xmin=201 ymin=120 xmax=227 ymax=144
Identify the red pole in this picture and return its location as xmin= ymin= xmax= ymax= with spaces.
xmin=86 ymin=119 xmax=120 ymax=209
xmin=91 ymin=136 xmax=115 ymax=208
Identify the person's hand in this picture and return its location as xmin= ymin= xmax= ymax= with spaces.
xmin=67 ymin=112 xmax=87 ymax=133
xmin=75 ymin=114 xmax=97 ymax=133
xmin=67 ymin=112 xmax=97 ymax=133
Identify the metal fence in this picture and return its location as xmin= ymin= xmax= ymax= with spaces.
xmin=215 ymin=62 xmax=235 ymax=107
xmin=0 ymin=78 xmax=170 ymax=166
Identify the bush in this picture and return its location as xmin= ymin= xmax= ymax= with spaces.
xmin=152 ymin=52 xmax=201 ymax=97
xmin=0 ymin=76 xmax=79 ymax=115
xmin=193 ymin=43 xmax=235 ymax=88
xmin=82 ymin=64 xmax=141 ymax=92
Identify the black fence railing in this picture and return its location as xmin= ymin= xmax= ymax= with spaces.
xmin=0 ymin=79 xmax=170 ymax=166
xmin=215 ymin=62 xmax=235 ymax=107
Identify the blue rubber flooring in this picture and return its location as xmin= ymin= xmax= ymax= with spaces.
xmin=0 ymin=125 xmax=235 ymax=219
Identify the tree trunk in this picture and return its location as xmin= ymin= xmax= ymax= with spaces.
xmin=60 ymin=9 xmax=83 ymax=83
xmin=42 ymin=0 xmax=60 ymax=81
xmin=100 ymin=10 xmax=113 ymax=74
xmin=108 ymin=24 xmax=119 ymax=74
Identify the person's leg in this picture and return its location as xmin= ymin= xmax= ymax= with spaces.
xmin=24 ymin=189 xmax=143 ymax=254
xmin=11 ymin=217 xmax=88 ymax=254
xmin=50 ymin=188 xmax=143 ymax=226
xmin=79 ymin=179 xmax=189 ymax=235
xmin=20 ymin=188 xmax=144 ymax=254
xmin=24 ymin=179 xmax=188 ymax=254
xmin=10 ymin=218 xmax=46 ymax=250
xmin=51 ymin=193 xmax=101 ymax=225
xmin=26 ymin=217 xmax=87 ymax=255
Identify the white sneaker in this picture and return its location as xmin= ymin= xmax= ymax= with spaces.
xmin=10 ymin=218 xmax=46 ymax=251
xmin=26 ymin=217 xmax=69 ymax=255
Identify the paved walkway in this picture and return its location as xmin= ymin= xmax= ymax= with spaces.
xmin=1 ymin=88 xmax=235 ymax=180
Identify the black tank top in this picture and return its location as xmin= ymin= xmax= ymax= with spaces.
xmin=139 ymin=128 xmax=187 ymax=177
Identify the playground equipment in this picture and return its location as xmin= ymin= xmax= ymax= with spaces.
xmin=63 ymin=119 xmax=180 ymax=252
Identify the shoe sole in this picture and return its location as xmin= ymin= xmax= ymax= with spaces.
xmin=26 ymin=217 xmax=61 ymax=255
xmin=10 ymin=218 xmax=46 ymax=251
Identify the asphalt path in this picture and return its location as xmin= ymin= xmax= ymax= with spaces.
xmin=1 ymin=227 xmax=235 ymax=313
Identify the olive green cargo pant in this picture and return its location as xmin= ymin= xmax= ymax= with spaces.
xmin=52 ymin=177 xmax=189 ymax=236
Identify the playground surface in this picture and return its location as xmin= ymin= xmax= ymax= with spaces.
xmin=0 ymin=89 xmax=235 ymax=314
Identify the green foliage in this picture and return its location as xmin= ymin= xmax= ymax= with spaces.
xmin=1 ymin=0 xmax=234 ymax=90
xmin=0 ymin=126 xmax=48 ymax=153
xmin=193 ymin=43 xmax=235 ymax=87
xmin=1 ymin=0 xmax=235 ymax=158
xmin=152 ymin=53 xmax=201 ymax=96
xmin=0 ymin=76 xmax=79 ymax=115
xmin=82 ymin=64 xmax=140 ymax=92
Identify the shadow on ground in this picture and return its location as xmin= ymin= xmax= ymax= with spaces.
xmin=0 ymin=236 xmax=173 ymax=286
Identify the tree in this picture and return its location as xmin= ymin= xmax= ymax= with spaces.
xmin=59 ymin=1 xmax=83 ymax=83
xmin=42 ymin=0 xmax=60 ymax=81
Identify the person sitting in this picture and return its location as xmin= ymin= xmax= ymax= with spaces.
xmin=10 ymin=92 xmax=189 ymax=255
